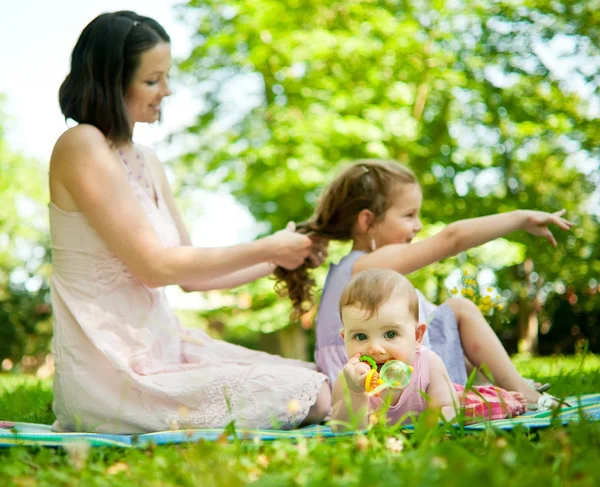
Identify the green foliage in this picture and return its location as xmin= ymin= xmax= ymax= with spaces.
xmin=1 ymin=355 xmax=600 ymax=486
xmin=0 ymin=100 xmax=52 ymax=364
xmin=175 ymin=0 xmax=599 ymax=350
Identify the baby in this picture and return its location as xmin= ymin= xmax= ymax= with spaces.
xmin=331 ymin=269 xmax=527 ymax=432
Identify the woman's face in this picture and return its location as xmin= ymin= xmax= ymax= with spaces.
xmin=124 ymin=42 xmax=172 ymax=125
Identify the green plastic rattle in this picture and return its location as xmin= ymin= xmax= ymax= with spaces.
xmin=360 ymin=355 xmax=413 ymax=397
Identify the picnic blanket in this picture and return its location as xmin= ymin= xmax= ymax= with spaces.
xmin=1 ymin=394 xmax=598 ymax=448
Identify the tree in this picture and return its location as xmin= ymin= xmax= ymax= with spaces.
xmin=0 ymin=97 xmax=52 ymax=367
xmin=174 ymin=0 xmax=599 ymax=357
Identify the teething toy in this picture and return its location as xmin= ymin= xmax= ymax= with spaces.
xmin=359 ymin=355 xmax=413 ymax=397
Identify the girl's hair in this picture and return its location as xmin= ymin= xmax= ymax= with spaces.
xmin=59 ymin=11 xmax=170 ymax=144
xmin=274 ymin=159 xmax=418 ymax=320
xmin=339 ymin=269 xmax=419 ymax=324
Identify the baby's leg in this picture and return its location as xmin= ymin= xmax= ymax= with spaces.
xmin=445 ymin=297 xmax=541 ymax=404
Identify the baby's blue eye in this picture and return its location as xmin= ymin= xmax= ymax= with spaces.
xmin=385 ymin=331 xmax=397 ymax=339
xmin=354 ymin=333 xmax=367 ymax=341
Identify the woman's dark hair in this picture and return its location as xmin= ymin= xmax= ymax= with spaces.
xmin=274 ymin=159 xmax=418 ymax=320
xmin=59 ymin=11 xmax=170 ymax=144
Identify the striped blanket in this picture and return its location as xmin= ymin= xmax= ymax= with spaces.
xmin=1 ymin=394 xmax=598 ymax=448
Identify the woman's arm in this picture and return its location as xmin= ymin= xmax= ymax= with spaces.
xmin=426 ymin=351 xmax=461 ymax=422
xmin=146 ymin=149 xmax=328 ymax=292
xmin=354 ymin=210 xmax=572 ymax=277
xmin=179 ymin=263 xmax=275 ymax=292
xmin=143 ymin=147 xmax=280 ymax=291
xmin=50 ymin=125 xmax=311 ymax=288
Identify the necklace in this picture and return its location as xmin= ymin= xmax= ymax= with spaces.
xmin=118 ymin=146 xmax=153 ymax=194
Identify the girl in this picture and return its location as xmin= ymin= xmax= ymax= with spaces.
xmin=332 ymin=269 xmax=527 ymax=432
xmin=276 ymin=159 xmax=572 ymax=406
xmin=49 ymin=11 xmax=330 ymax=434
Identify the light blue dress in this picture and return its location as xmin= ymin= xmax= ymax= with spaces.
xmin=314 ymin=250 xmax=468 ymax=386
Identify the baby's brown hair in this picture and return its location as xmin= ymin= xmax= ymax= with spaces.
xmin=339 ymin=269 xmax=419 ymax=325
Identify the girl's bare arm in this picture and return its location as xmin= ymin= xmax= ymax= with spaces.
xmin=354 ymin=210 xmax=572 ymax=276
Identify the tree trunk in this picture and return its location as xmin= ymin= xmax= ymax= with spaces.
xmin=277 ymin=325 xmax=308 ymax=361
xmin=517 ymin=258 xmax=539 ymax=354
xmin=518 ymin=305 xmax=539 ymax=354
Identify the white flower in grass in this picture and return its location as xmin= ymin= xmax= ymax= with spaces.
xmin=430 ymin=456 xmax=448 ymax=469
xmin=106 ymin=462 xmax=129 ymax=475
xmin=496 ymin=437 xmax=508 ymax=448
xmin=64 ymin=440 xmax=91 ymax=470
xmin=386 ymin=436 xmax=405 ymax=453
xmin=295 ymin=438 xmax=308 ymax=458
xmin=256 ymin=454 xmax=270 ymax=468
xmin=503 ymin=450 xmax=517 ymax=466
xmin=247 ymin=469 xmax=263 ymax=482
xmin=355 ymin=435 xmax=369 ymax=451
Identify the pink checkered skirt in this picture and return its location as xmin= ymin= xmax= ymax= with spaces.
xmin=454 ymin=385 xmax=527 ymax=421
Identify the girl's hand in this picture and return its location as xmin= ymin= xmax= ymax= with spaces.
xmin=343 ymin=353 xmax=371 ymax=393
xmin=268 ymin=222 xmax=312 ymax=270
xmin=520 ymin=209 xmax=573 ymax=247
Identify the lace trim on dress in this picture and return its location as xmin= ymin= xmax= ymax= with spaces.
xmin=154 ymin=370 xmax=327 ymax=431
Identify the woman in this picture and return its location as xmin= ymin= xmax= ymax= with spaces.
xmin=49 ymin=11 xmax=330 ymax=434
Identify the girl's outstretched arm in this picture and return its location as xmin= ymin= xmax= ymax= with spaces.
xmin=354 ymin=209 xmax=572 ymax=276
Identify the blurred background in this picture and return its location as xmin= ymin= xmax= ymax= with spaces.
xmin=1 ymin=0 xmax=598 ymax=377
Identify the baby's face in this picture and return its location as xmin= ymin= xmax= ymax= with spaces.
xmin=341 ymin=296 xmax=423 ymax=369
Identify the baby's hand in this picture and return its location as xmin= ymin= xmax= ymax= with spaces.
xmin=343 ymin=353 xmax=372 ymax=393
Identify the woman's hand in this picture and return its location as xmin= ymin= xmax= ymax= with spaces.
xmin=520 ymin=209 xmax=573 ymax=247
xmin=268 ymin=222 xmax=312 ymax=270
xmin=306 ymin=236 xmax=329 ymax=268
xmin=343 ymin=353 xmax=371 ymax=393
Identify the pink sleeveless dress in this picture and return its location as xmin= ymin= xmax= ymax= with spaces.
xmin=49 ymin=149 xmax=327 ymax=434
xmin=371 ymin=348 xmax=525 ymax=425
xmin=370 ymin=348 xmax=429 ymax=425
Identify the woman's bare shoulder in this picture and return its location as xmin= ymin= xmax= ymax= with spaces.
xmin=49 ymin=125 xmax=117 ymax=211
xmin=50 ymin=124 xmax=117 ymax=181
xmin=51 ymin=124 xmax=108 ymax=161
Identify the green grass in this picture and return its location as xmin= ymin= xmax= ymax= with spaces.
xmin=1 ymin=355 xmax=600 ymax=487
